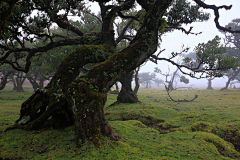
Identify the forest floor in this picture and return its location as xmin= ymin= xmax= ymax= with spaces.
xmin=1 ymin=84 xmax=240 ymax=159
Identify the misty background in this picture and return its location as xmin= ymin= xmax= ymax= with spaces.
xmin=140 ymin=0 xmax=240 ymax=89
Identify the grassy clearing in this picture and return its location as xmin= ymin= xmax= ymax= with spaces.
xmin=1 ymin=86 xmax=240 ymax=159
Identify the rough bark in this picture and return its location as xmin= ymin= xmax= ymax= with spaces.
xmin=9 ymin=44 xmax=118 ymax=144
xmin=13 ymin=45 xmax=111 ymax=129
xmin=117 ymin=71 xmax=138 ymax=103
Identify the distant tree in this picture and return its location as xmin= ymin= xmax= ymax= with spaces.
xmin=180 ymin=75 xmax=189 ymax=84
xmin=153 ymin=78 xmax=164 ymax=87
xmin=154 ymin=66 xmax=189 ymax=89
xmin=220 ymin=18 xmax=240 ymax=90
xmin=206 ymin=77 xmax=214 ymax=90
xmin=117 ymin=71 xmax=139 ymax=103
xmin=0 ymin=64 xmax=13 ymax=90
xmin=138 ymin=72 xmax=156 ymax=88
xmin=0 ymin=59 xmax=27 ymax=91
xmin=182 ymin=36 xmax=239 ymax=90
xmin=14 ymin=71 xmax=26 ymax=91
xmin=154 ymin=67 xmax=179 ymax=90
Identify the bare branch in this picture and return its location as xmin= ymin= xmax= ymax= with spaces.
xmin=116 ymin=10 xmax=142 ymax=44
xmin=151 ymin=55 xmax=223 ymax=79
xmin=148 ymin=49 xmax=166 ymax=64
xmin=164 ymin=84 xmax=198 ymax=102
xmin=194 ymin=0 xmax=240 ymax=33
xmin=166 ymin=26 xmax=202 ymax=35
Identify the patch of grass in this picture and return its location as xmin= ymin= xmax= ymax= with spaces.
xmin=1 ymin=86 xmax=240 ymax=159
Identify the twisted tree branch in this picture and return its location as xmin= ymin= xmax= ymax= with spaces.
xmin=193 ymin=0 xmax=240 ymax=33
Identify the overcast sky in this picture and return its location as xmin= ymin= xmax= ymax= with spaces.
xmin=139 ymin=0 xmax=240 ymax=88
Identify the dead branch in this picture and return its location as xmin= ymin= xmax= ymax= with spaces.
xmin=164 ymin=84 xmax=198 ymax=102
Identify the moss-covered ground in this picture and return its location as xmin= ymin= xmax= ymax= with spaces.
xmin=1 ymin=85 xmax=240 ymax=159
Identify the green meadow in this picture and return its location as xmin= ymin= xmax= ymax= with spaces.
xmin=1 ymin=84 xmax=240 ymax=159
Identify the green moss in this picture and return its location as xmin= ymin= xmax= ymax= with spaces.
xmin=2 ymin=87 xmax=240 ymax=159
xmin=159 ymin=122 xmax=180 ymax=130
xmin=73 ymin=81 xmax=107 ymax=148
xmin=127 ymin=120 xmax=147 ymax=128
xmin=195 ymin=132 xmax=240 ymax=158
xmin=190 ymin=121 xmax=214 ymax=132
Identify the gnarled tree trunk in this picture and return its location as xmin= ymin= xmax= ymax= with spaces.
xmin=6 ymin=1 xmax=173 ymax=148
xmin=9 ymin=44 xmax=120 ymax=146
xmin=117 ymin=71 xmax=138 ymax=103
xmin=169 ymin=68 xmax=179 ymax=90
